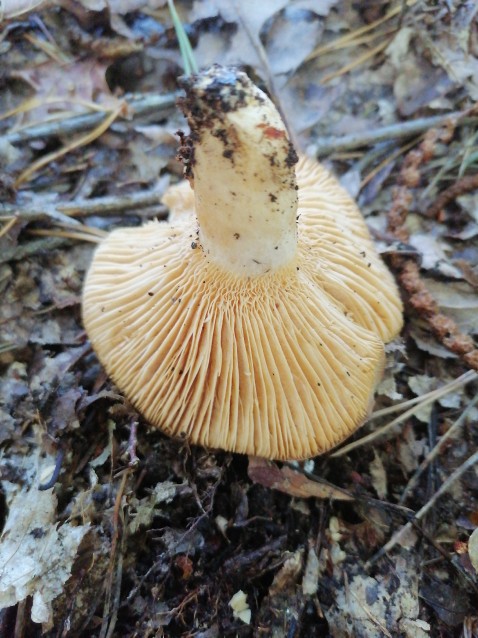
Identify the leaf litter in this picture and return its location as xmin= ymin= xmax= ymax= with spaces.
xmin=1 ymin=1 xmax=478 ymax=636
xmin=0 ymin=460 xmax=89 ymax=629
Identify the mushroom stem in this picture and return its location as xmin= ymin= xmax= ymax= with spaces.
xmin=179 ymin=66 xmax=299 ymax=277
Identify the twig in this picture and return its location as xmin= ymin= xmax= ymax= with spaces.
xmin=59 ymin=191 xmax=168 ymax=218
xmin=0 ymin=190 xmax=168 ymax=222
xmin=15 ymin=106 xmax=123 ymax=186
xmin=1 ymin=236 xmax=67 ymax=262
xmin=369 ymin=370 xmax=478 ymax=420
xmin=426 ymin=173 xmax=478 ymax=219
xmin=366 ymin=449 xmax=478 ymax=568
xmin=13 ymin=598 xmax=28 ymax=638
xmin=410 ymin=518 xmax=478 ymax=594
xmin=312 ymin=113 xmax=478 ymax=156
xmin=4 ymin=92 xmax=178 ymax=145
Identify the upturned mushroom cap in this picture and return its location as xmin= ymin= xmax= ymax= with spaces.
xmin=82 ymin=65 xmax=402 ymax=460
xmin=163 ymin=156 xmax=403 ymax=343
xmin=296 ymin=157 xmax=403 ymax=342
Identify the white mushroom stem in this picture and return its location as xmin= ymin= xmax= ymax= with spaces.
xmin=180 ymin=66 xmax=299 ymax=277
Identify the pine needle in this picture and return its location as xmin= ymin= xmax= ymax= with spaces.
xmin=0 ymin=217 xmax=18 ymax=239
xmin=321 ymin=39 xmax=391 ymax=84
xmin=15 ymin=105 xmax=123 ymax=187
xmin=306 ymin=0 xmax=418 ymax=61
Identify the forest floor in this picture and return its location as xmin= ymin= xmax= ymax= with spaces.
xmin=1 ymin=1 xmax=478 ymax=636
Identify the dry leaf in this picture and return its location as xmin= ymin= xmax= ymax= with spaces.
xmin=326 ymin=557 xmax=430 ymax=638
xmin=0 ymin=483 xmax=89 ymax=629
xmin=248 ymin=457 xmax=353 ymax=501
xmin=427 ymin=3 xmax=478 ymax=100
xmin=408 ymin=233 xmax=463 ymax=278
xmin=0 ymin=0 xmax=48 ymax=19
xmin=410 ymin=327 xmax=458 ymax=359
xmin=422 ymin=277 xmax=478 ymax=334
xmin=261 ymin=6 xmax=324 ymax=77
xmin=14 ymin=59 xmax=121 ymax=125
xmin=385 ymin=27 xmax=414 ymax=68
xmin=128 ymin=480 xmax=181 ymax=534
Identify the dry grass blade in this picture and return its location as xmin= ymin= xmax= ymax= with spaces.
xmin=0 ymin=342 xmax=17 ymax=354
xmin=332 ymin=370 xmax=478 ymax=457
xmin=167 ymin=0 xmax=198 ymax=75
xmin=54 ymin=221 xmax=107 ymax=235
xmin=361 ymin=138 xmax=419 ymax=188
xmin=306 ymin=0 xmax=417 ymax=61
xmin=370 ymin=370 xmax=477 ymax=419
xmin=321 ymin=39 xmax=391 ymax=84
xmin=0 ymin=96 xmax=107 ymax=123
xmin=0 ymin=217 xmax=19 ymax=239
xmin=23 ymin=32 xmax=71 ymax=63
xmin=29 ymin=228 xmax=106 ymax=243
xmin=14 ymin=106 xmax=123 ymax=187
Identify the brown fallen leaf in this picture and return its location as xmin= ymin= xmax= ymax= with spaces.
xmin=13 ymin=59 xmax=122 ymax=125
xmin=248 ymin=457 xmax=353 ymax=501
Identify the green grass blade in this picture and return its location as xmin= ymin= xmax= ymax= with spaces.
xmin=167 ymin=0 xmax=198 ymax=76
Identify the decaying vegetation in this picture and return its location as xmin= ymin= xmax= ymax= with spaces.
xmin=1 ymin=1 xmax=478 ymax=636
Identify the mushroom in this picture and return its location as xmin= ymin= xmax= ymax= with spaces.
xmin=82 ymin=65 xmax=403 ymax=460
